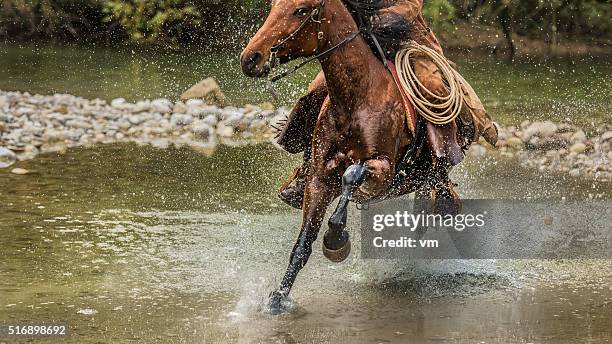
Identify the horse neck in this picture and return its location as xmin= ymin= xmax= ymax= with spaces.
xmin=318 ymin=4 xmax=380 ymax=112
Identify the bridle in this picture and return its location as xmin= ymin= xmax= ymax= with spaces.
xmin=269 ymin=0 xmax=326 ymax=67
xmin=267 ymin=0 xmax=363 ymax=83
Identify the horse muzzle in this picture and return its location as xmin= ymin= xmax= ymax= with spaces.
xmin=240 ymin=51 xmax=271 ymax=78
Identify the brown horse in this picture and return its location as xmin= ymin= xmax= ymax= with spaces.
xmin=241 ymin=0 xmax=453 ymax=312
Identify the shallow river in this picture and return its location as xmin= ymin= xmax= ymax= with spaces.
xmin=1 ymin=143 xmax=611 ymax=343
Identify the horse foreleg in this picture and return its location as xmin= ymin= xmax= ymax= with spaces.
xmin=268 ymin=176 xmax=337 ymax=313
xmin=324 ymin=164 xmax=367 ymax=262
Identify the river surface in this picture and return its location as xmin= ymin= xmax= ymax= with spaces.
xmin=0 ymin=143 xmax=611 ymax=343
xmin=0 ymin=43 xmax=611 ymax=343
xmin=0 ymin=43 xmax=610 ymax=130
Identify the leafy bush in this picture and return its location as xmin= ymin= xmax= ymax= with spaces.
xmin=423 ymin=0 xmax=457 ymax=32
xmin=102 ymin=0 xmax=202 ymax=45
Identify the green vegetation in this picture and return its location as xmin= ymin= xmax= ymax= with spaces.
xmin=102 ymin=0 xmax=203 ymax=45
xmin=0 ymin=0 xmax=609 ymax=50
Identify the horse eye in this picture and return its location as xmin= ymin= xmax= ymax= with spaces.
xmin=293 ymin=7 xmax=310 ymax=17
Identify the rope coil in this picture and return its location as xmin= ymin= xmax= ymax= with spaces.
xmin=394 ymin=41 xmax=465 ymax=125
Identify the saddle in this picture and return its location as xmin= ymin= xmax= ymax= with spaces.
xmin=387 ymin=53 xmax=498 ymax=169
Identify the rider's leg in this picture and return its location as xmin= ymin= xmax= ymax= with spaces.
xmin=276 ymin=71 xmax=327 ymax=153
xmin=412 ymin=56 xmax=465 ymax=166
xmin=278 ymin=144 xmax=311 ymax=209
xmin=277 ymin=72 xmax=328 ymax=209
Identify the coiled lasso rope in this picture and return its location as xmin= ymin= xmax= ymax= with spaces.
xmin=394 ymin=41 xmax=464 ymax=125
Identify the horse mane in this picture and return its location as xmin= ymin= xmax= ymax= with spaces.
xmin=342 ymin=0 xmax=412 ymax=59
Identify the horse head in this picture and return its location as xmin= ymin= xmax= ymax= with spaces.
xmin=240 ymin=0 xmax=328 ymax=77
xmin=241 ymin=0 xmax=388 ymax=78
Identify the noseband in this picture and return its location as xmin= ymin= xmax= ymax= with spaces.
xmin=268 ymin=0 xmax=363 ymax=83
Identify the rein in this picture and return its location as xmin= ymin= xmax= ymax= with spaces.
xmin=267 ymin=0 xmax=362 ymax=83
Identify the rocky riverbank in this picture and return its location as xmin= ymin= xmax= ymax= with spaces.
xmin=0 ymin=90 xmax=610 ymax=181
xmin=0 ymin=90 xmax=286 ymax=164
xmin=473 ymin=121 xmax=611 ymax=181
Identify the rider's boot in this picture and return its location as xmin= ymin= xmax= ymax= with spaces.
xmin=278 ymin=164 xmax=307 ymax=209
xmin=278 ymin=147 xmax=310 ymax=209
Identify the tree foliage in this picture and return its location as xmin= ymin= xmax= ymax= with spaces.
xmin=102 ymin=0 xmax=202 ymax=45
xmin=0 ymin=0 xmax=609 ymax=46
xmin=0 ymin=0 xmax=105 ymax=40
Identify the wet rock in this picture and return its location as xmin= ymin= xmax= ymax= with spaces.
xmin=202 ymin=114 xmax=218 ymax=126
xmin=117 ymin=119 xmax=132 ymax=131
xmin=191 ymin=122 xmax=212 ymax=140
xmin=185 ymin=99 xmax=204 ymax=107
xmin=10 ymin=167 xmax=30 ymax=175
xmin=180 ymin=78 xmax=226 ymax=105
xmin=128 ymin=115 xmax=145 ymax=125
xmin=259 ymin=102 xmax=275 ymax=111
xmin=111 ymin=98 xmax=126 ymax=108
xmin=569 ymin=142 xmax=587 ymax=154
xmin=570 ymin=130 xmax=587 ymax=143
xmin=0 ymin=147 xmax=17 ymax=168
xmin=173 ymin=102 xmax=188 ymax=114
xmin=150 ymin=98 xmax=173 ymax=113
xmin=170 ymin=114 xmax=194 ymax=127
xmin=522 ymin=121 xmax=558 ymax=141
xmin=133 ymin=101 xmax=150 ymax=113
xmin=243 ymin=104 xmax=260 ymax=114
xmin=556 ymin=123 xmax=574 ymax=133
xmin=520 ymin=120 xmax=530 ymax=129
xmin=506 ymin=137 xmax=523 ymax=150
xmin=216 ymin=123 xmax=234 ymax=137
xmin=469 ymin=144 xmax=487 ymax=157
xmin=66 ymin=119 xmax=93 ymax=130
xmin=250 ymin=119 xmax=268 ymax=132
xmin=527 ymin=136 xmax=568 ymax=150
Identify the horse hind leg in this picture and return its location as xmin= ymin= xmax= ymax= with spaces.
xmin=323 ymin=164 xmax=367 ymax=262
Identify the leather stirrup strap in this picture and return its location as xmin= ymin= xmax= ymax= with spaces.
xmin=278 ymin=166 xmax=301 ymax=193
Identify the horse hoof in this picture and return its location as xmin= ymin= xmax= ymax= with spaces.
xmin=266 ymin=290 xmax=285 ymax=315
xmin=322 ymin=230 xmax=351 ymax=263
xmin=433 ymin=197 xmax=462 ymax=215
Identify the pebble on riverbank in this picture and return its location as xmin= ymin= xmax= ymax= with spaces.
xmin=0 ymin=91 xmax=610 ymax=181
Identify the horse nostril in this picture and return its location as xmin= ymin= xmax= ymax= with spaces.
xmin=245 ymin=52 xmax=263 ymax=72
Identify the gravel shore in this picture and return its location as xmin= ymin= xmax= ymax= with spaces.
xmin=0 ymin=90 xmax=610 ymax=180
